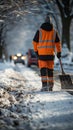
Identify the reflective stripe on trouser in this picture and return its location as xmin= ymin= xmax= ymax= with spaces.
xmin=41 ymin=76 xmax=47 ymax=86
xmin=40 ymin=67 xmax=54 ymax=87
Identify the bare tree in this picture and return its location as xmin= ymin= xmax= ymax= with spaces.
xmin=0 ymin=0 xmax=26 ymax=59
xmin=55 ymin=0 xmax=73 ymax=50
xmin=41 ymin=0 xmax=73 ymax=50
xmin=1 ymin=0 xmax=73 ymax=60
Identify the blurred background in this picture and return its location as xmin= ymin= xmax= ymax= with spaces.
xmin=0 ymin=0 xmax=73 ymax=61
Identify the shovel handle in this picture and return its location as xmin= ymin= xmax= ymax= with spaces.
xmin=59 ymin=58 xmax=65 ymax=75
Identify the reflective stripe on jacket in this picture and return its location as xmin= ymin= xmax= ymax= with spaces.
xmin=32 ymin=23 xmax=61 ymax=61
xmin=37 ymin=29 xmax=56 ymax=56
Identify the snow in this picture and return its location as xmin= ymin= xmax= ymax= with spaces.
xmin=1 ymin=1 xmax=73 ymax=129
xmin=0 ymin=60 xmax=73 ymax=130
xmin=54 ymin=44 xmax=73 ymax=74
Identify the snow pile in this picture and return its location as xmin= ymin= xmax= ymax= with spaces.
xmin=0 ymin=63 xmax=31 ymax=130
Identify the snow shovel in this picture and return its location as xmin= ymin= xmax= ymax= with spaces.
xmin=59 ymin=58 xmax=73 ymax=89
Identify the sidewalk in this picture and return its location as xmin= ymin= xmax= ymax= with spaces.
xmin=26 ymin=91 xmax=73 ymax=130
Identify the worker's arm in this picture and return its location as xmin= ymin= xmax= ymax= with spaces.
xmin=55 ymin=32 xmax=62 ymax=59
xmin=32 ymin=30 xmax=39 ymax=57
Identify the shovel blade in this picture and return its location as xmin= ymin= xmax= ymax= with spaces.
xmin=59 ymin=74 xmax=73 ymax=89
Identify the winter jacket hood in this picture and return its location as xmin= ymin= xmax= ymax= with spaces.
xmin=40 ymin=22 xmax=53 ymax=31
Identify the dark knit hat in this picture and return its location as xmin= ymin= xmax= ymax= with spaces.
xmin=45 ymin=15 xmax=51 ymax=23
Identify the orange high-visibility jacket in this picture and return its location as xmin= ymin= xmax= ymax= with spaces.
xmin=32 ymin=22 xmax=61 ymax=60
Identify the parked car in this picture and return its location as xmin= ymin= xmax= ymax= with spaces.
xmin=12 ymin=53 xmax=25 ymax=65
xmin=26 ymin=49 xmax=38 ymax=67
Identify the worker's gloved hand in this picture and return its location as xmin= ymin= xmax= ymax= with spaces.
xmin=57 ymin=52 xmax=61 ymax=59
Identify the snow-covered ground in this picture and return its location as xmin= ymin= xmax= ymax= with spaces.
xmin=0 ymin=61 xmax=73 ymax=130
xmin=54 ymin=44 xmax=73 ymax=74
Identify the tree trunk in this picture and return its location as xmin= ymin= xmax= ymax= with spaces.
xmin=0 ymin=45 xmax=3 ymax=59
xmin=0 ymin=23 xmax=4 ymax=59
xmin=62 ymin=17 xmax=71 ymax=50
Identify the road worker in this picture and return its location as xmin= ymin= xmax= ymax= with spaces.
xmin=32 ymin=16 xmax=62 ymax=91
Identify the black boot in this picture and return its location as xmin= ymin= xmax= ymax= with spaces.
xmin=41 ymin=82 xmax=48 ymax=91
xmin=41 ymin=86 xmax=48 ymax=91
xmin=49 ymin=87 xmax=53 ymax=91
xmin=49 ymin=82 xmax=53 ymax=91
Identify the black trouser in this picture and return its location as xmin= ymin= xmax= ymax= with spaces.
xmin=40 ymin=68 xmax=53 ymax=87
